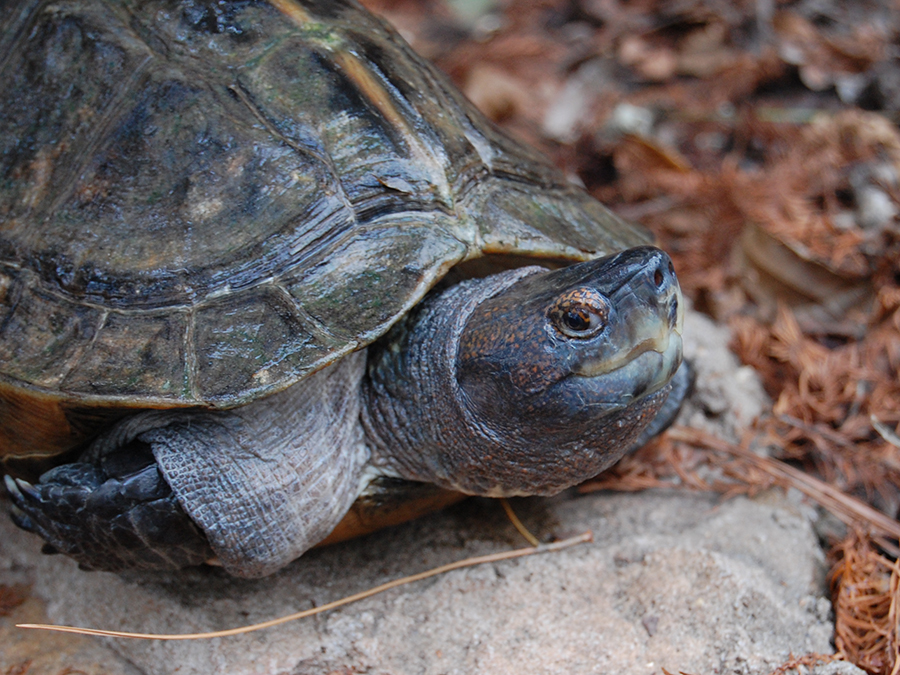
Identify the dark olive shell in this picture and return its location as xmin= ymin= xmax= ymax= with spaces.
xmin=0 ymin=0 xmax=650 ymax=458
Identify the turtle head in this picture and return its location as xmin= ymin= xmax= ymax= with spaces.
xmin=364 ymin=246 xmax=684 ymax=497
xmin=457 ymin=246 xmax=683 ymax=432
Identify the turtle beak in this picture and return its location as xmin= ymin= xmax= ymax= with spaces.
xmin=574 ymin=248 xmax=684 ymax=401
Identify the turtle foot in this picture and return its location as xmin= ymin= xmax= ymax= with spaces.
xmin=4 ymin=457 xmax=214 ymax=573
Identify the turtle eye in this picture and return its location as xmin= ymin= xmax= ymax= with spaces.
xmin=561 ymin=308 xmax=596 ymax=333
xmin=548 ymin=288 xmax=609 ymax=339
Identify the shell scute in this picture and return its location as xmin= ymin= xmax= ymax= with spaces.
xmin=60 ymin=309 xmax=191 ymax=399
xmin=193 ymin=284 xmax=343 ymax=403
xmin=0 ymin=2 xmax=148 ymax=231
xmin=237 ymin=35 xmax=453 ymax=214
xmin=0 ymin=271 xmax=103 ymax=389
xmin=472 ymin=184 xmax=653 ymax=258
xmin=285 ymin=219 xmax=469 ymax=344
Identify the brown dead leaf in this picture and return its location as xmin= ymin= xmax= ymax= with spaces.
xmin=774 ymin=11 xmax=885 ymax=91
xmin=829 ymin=531 xmax=900 ymax=675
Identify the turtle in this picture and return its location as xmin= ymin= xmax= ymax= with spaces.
xmin=0 ymin=0 xmax=688 ymax=578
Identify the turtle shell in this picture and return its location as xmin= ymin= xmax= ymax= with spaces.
xmin=0 ymin=0 xmax=651 ymax=459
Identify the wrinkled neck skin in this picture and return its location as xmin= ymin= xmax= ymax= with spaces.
xmin=362 ymin=263 xmax=675 ymax=498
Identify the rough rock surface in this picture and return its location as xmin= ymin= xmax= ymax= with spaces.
xmin=678 ymin=304 xmax=770 ymax=442
xmin=0 ymin=308 xmax=857 ymax=675
xmin=0 ymin=489 xmax=845 ymax=675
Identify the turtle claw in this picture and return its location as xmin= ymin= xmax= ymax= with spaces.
xmin=4 ymin=461 xmax=215 ymax=573
xmin=7 ymin=503 xmax=34 ymax=533
xmin=4 ymin=474 xmax=20 ymax=498
xmin=9 ymin=510 xmax=35 ymax=532
xmin=5 ymin=476 xmax=36 ymax=532
xmin=12 ymin=476 xmax=41 ymax=502
xmin=6 ymin=472 xmax=60 ymax=537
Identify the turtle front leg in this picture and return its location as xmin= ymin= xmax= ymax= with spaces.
xmin=6 ymin=351 xmax=370 ymax=578
xmin=5 ymin=444 xmax=214 ymax=573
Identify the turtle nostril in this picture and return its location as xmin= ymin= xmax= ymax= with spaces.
xmin=668 ymin=260 xmax=675 ymax=275
xmin=653 ymin=268 xmax=664 ymax=288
